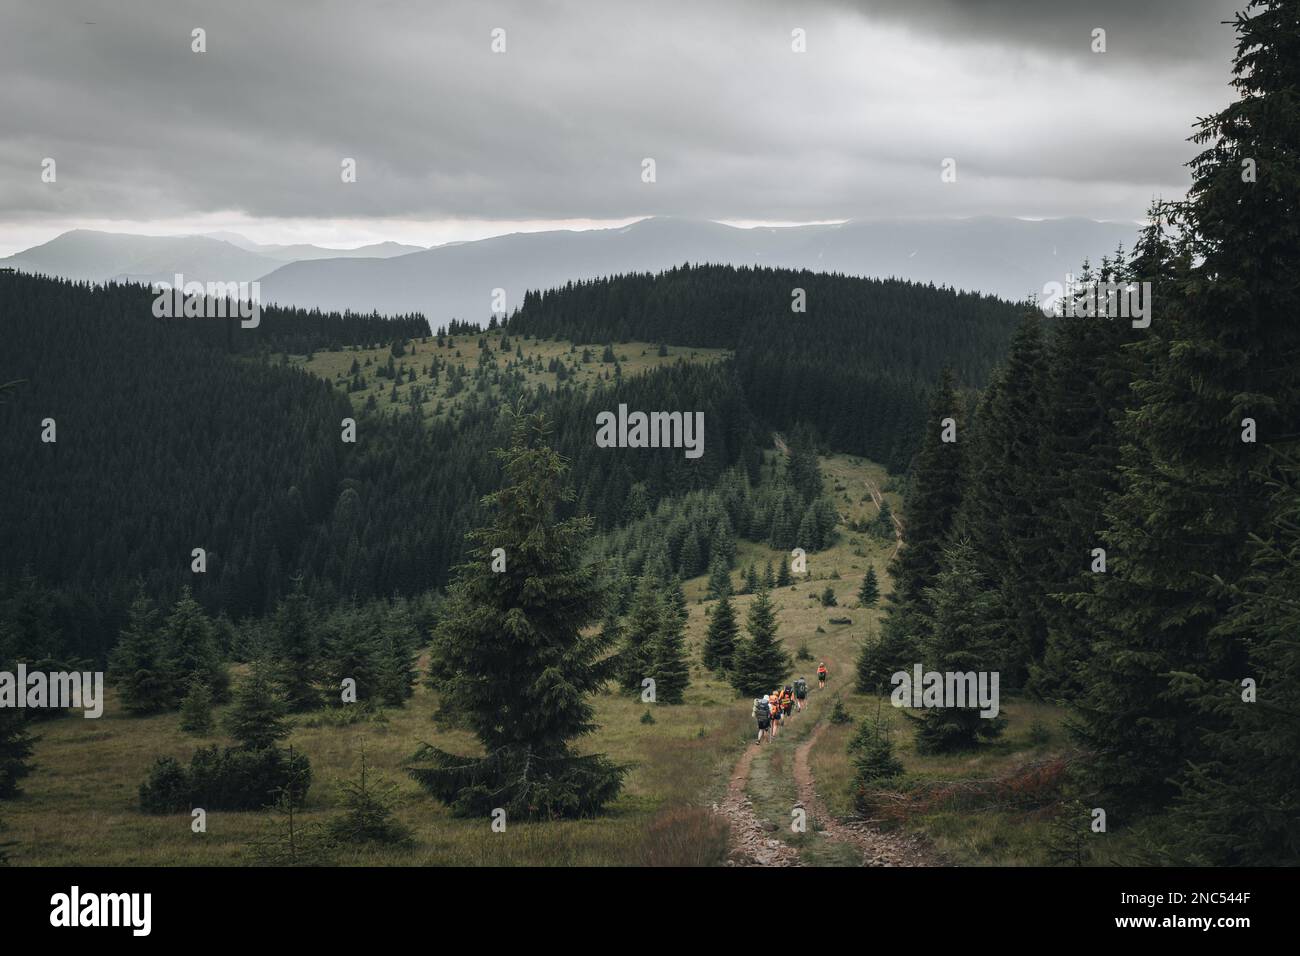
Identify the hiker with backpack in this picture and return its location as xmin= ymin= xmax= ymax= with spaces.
xmin=781 ymin=685 xmax=794 ymax=720
xmin=817 ymin=662 xmax=828 ymax=690
xmin=753 ymin=695 xmax=772 ymax=743
xmin=769 ymin=689 xmax=783 ymax=737
xmin=793 ymin=677 xmax=808 ymax=712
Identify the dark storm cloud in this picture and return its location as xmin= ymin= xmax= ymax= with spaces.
xmin=829 ymin=0 xmax=1243 ymax=62
xmin=0 ymin=0 xmax=1247 ymax=227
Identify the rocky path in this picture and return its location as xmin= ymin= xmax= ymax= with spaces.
xmin=792 ymin=720 xmax=935 ymax=866
xmin=715 ymin=733 xmax=802 ymax=866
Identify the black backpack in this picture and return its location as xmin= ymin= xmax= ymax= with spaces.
xmin=755 ymin=698 xmax=770 ymax=719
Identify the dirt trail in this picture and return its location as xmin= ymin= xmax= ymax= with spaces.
xmin=715 ymin=735 xmax=802 ymax=866
xmin=864 ymin=476 xmax=904 ymax=559
xmin=792 ymin=720 xmax=935 ymax=866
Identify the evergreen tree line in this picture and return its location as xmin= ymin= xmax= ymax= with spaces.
xmin=857 ymin=2 xmax=1300 ymax=864
xmin=590 ymin=430 xmax=837 ymax=609
xmin=505 ymin=264 xmax=1025 ymax=471
xmin=1 ymin=272 xmax=761 ymax=660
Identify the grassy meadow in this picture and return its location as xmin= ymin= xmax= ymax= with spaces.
xmin=4 ymin=413 xmax=1086 ymax=867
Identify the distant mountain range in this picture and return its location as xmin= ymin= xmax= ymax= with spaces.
xmin=0 ymin=229 xmax=423 ymax=288
xmin=3 ymin=217 xmax=1140 ymax=323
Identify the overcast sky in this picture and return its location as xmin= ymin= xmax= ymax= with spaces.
xmin=0 ymin=0 xmax=1244 ymax=255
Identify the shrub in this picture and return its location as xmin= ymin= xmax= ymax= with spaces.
xmin=139 ymin=756 xmax=192 ymax=814
xmin=140 ymin=746 xmax=312 ymax=814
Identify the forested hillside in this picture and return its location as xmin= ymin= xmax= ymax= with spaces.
xmin=507 ymin=266 xmax=1026 ymax=471
xmin=0 ymin=274 xmax=761 ymax=660
xmin=862 ymin=1 xmax=1300 ymax=865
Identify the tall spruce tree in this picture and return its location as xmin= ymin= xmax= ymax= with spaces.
xmin=776 ymin=559 xmax=792 ymax=587
xmin=888 ymin=368 xmax=965 ymax=612
xmin=730 ymin=587 xmax=792 ymax=697
xmin=858 ymin=566 xmax=880 ymax=607
xmin=162 ymin=587 xmax=229 ymax=706
xmin=1032 ymin=248 xmax=1152 ymax=698
xmin=270 ymin=584 xmax=320 ymax=712
xmin=702 ymin=592 xmax=739 ymax=673
xmin=409 ymin=411 xmax=625 ymax=819
xmin=914 ymin=539 xmax=1006 ymax=753
xmin=951 ymin=314 xmax=1053 ymax=689
xmin=109 ymin=590 xmax=174 ymax=715
xmin=619 ymin=573 xmax=663 ymax=692
xmin=706 ymin=558 xmax=733 ymax=599
xmin=648 ymin=601 xmax=690 ymax=705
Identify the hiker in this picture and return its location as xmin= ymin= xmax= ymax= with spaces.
xmin=753 ymin=695 xmax=772 ymax=743
xmin=769 ymin=689 xmax=783 ymax=738
xmin=793 ymin=677 xmax=808 ymax=711
xmin=781 ymin=686 xmax=794 ymax=719
xmin=817 ymin=662 xmax=828 ymax=689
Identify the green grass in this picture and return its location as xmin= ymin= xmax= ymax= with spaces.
xmin=284 ymin=331 xmax=732 ymax=424
xmin=4 ymin=451 xmax=1093 ymax=866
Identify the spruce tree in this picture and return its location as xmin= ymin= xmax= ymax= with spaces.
xmin=270 ymin=584 xmax=320 ymax=712
xmin=619 ymin=574 xmax=663 ymax=692
xmin=409 ymin=410 xmax=625 ymax=819
xmin=702 ymin=592 xmax=739 ymax=673
xmin=376 ymin=602 xmax=419 ymax=706
xmin=951 ymin=314 xmax=1053 ymax=689
xmin=730 ymin=587 xmax=792 ymax=697
xmin=855 ymin=624 xmax=914 ymax=694
xmin=776 ymin=559 xmax=792 ymax=587
xmin=888 ymin=368 xmax=964 ymax=613
xmin=762 ymin=560 xmax=776 ymax=589
xmin=706 ymin=558 xmax=732 ymax=599
xmin=871 ymin=500 xmax=894 ymax=541
xmin=178 ymin=681 xmax=214 ymax=735
xmin=648 ymin=601 xmax=690 ymax=705
xmin=1165 ymin=452 xmax=1300 ymax=864
xmin=327 ymin=747 xmax=412 ymax=846
xmin=914 ymin=539 xmax=1006 ymax=753
xmin=162 ymin=587 xmax=229 ymax=706
xmin=109 ymin=590 xmax=174 ymax=715
xmin=848 ymin=710 xmax=904 ymax=815
xmin=321 ymin=604 xmax=381 ymax=706
xmin=225 ymin=662 xmax=292 ymax=750
xmin=858 ymin=567 xmax=880 ymax=607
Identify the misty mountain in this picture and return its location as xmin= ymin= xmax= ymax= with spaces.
xmin=254 ymin=217 xmax=1140 ymax=324
xmin=0 ymin=229 xmax=425 ymax=287
xmin=201 ymin=232 xmax=425 ymax=261
xmin=0 ymin=230 xmax=282 ymax=286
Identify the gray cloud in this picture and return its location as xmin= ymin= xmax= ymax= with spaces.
xmin=0 ymin=0 xmax=1245 ymax=229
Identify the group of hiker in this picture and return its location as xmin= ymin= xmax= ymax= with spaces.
xmin=751 ymin=662 xmax=828 ymax=743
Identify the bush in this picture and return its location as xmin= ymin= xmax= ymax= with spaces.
xmin=829 ymin=697 xmax=854 ymax=725
xmin=140 ymin=746 xmax=312 ymax=814
xmin=139 ymin=756 xmax=192 ymax=814
xmin=849 ymin=714 xmax=905 ymax=816
xmin=795 ymin=642 xmax=814 ymax=662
